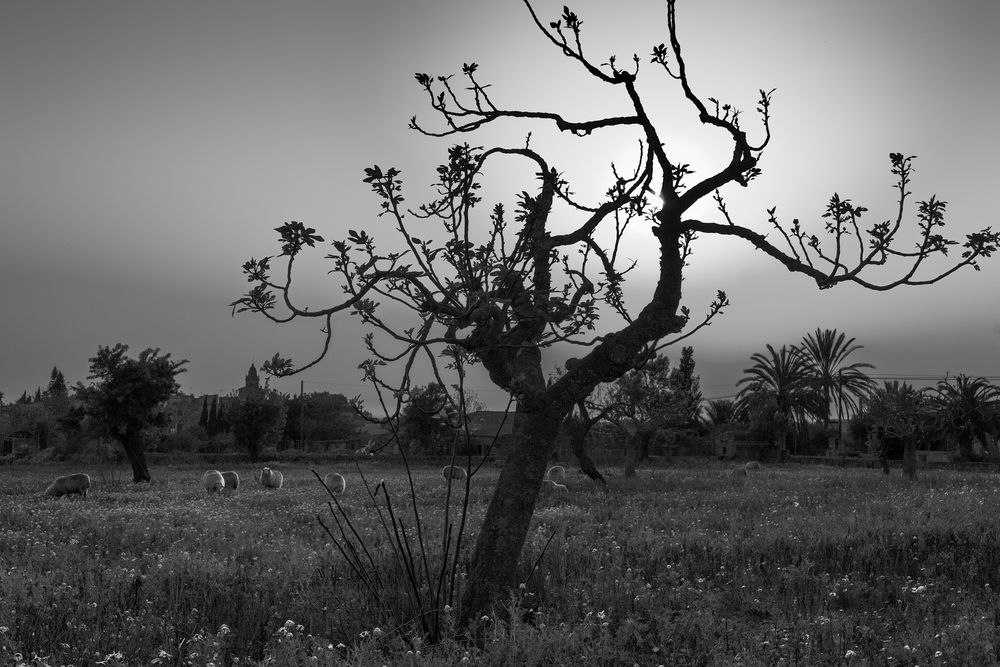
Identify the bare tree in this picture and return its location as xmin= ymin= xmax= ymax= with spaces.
xmin=233 ymin=1 xmax=1000 ymax=623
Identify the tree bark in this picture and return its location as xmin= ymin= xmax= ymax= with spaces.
xmin=119 ymin=430 xmax=151 ymax=483
xmin=459 ymin=407 xmax=561 ymax=625
xmin=564 ymin=412 xmax=607 ymax=484
xmin=569 ymin=431 xmax=607 ymax=484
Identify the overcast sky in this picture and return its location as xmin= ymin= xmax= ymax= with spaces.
xmin=2 ymin=0 xmax=998 ymax=409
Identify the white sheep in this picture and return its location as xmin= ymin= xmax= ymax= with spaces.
xmin=442 ymin=465 xmax=468 ymax=481
xmin=745 ymin=461 xmax=762 ymax=471
xmin=545 ymin=465 xmax=567 ymax=483
xmin=203 ymin=470 xmax=226 ymax=494
xmin=45 ymin=473 xmax=91 ymax=498
xmin=541 ymin=479 xmax=568 ymax=494
xmin=221 ymin=470 xmax=240 ymax=490
xmin=259 ymin=467 xmax=284 ymax=489
xmin=323 ymin=472 xmax=346 ymax=494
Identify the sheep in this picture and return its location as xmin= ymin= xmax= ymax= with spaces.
xmin=544 ymin=465 xmax=567 ymax=484
xmin=259 ymin=467 xmax=284 ymax=489
xmin=221 ymin=470 xmax=240 ymax=490
xmin=730 ymin=466 xmax=748 ymax=487
xmin=541 ymin=479 xmax=568 ymax=494
xmin=202 ymin=470 xmax=226 ymax=494
xmin=45 ymin=473 xmax=91 ymax=498
xmin=442 ymin=465 xmax=468 ymax=481
xmin=323 ymin=472 xmax=346 ymax=495
xmin=745 ymin=461 xmax=762 ymax=471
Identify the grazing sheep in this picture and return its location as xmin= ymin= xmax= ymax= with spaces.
xmin=202 ymin=470 xmax=226 ymax=494
xmin=259 ymin=467 xmax=284 ymax=489
xmin=323 ymin=472 xmax=346 ymax=495
xmin=545 ymin=465 xmax=567 ymax=483
xmin=221 ymin=470 xmax=240 ymax=490
xmin=541 ymin=479 xmax=569 ymax=494
xmin=745 ymin=461 xmax=762 ymax=471
xmin=45 ymin=473 xmax=91 ymax=498
xmin=442 ymin=465 xmax=468 ymax=481
xmin=730 ymin=466 xmax=748 ymax=487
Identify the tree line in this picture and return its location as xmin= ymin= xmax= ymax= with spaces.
xmin=726 ymin=327 xmax=1000 ymax=476
xmin=0 ymin=345 xmax=369 ymax=481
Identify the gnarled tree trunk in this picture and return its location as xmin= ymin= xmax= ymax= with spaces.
xmin=459 ymin=405 xmax=563 ymax=625
xmin=118 ymin=428 xmax=151 ymax=483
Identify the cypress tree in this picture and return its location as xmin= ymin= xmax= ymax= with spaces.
xmin=208 ymin=397 xmax=219 ymax=435
xmin=216 ymin=400 xmax=227 ymax=433
xmin=199 ymin=396 xmax=209 ymax=430
xmin=46 ymin=367 xmax=68 ymax=399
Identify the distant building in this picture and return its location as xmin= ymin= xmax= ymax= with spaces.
xmin=465 ymin=410 xmax=519 ymax=454
xmin=236 ymin=364 xmax=262 ymax=400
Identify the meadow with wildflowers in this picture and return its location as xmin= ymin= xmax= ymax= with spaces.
xmin=2 ymin=462 xmax=1000 ymax=665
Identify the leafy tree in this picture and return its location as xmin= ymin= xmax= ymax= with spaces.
xmin=737 ymin=344 xmax=820 ymax=451
xmin=233 ymin=391 xmax=286 ymax=461
xmin=606 ymin=353 xmax=686 ymax=476
xmin=75 ymin=344 xmax=187 ymax=482
xmin=199 ymin=396 xmax=209 ymax=431
xmin=233 ymin=1 xmax=1000 ymax=621
xmin=797 ymin=328 xmax=875 ymax=427
xmin=863 ymin=381 xmax=932 ymax=477
xmin=399 ymin=383 xmax=459 ymax=454
xmin=284 ymin=391 xmax=363 ymax=446
xmin=927 ymin=375 xmax=1000 ymax=460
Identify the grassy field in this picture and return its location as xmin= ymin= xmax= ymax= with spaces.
xmin=3 ymin=461 xmax=1000 ymax=666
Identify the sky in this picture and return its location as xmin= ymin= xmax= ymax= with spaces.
xmin=1 ymin=0 xmax=998 ymax=409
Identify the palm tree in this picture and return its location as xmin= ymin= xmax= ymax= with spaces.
xmin=704 ymin=398 xmax=736 ymax=426
xmin=863 ymin=380 xmax=930 ymax=477
xmin=736 ymin=344 xmax=821 ymax=452
xmin=927 ymin=375 xmax=1000 ymax=460
xmin=797 ymin=328 xmax=876 ymax=427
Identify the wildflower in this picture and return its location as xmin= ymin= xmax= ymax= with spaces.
xmin=845 ymin=649 xmax=857 ymax=658
xmin=481 ymin=615 xmax=490 ymax=622
xmin=336 ymin=643 xmax=346 ymax=649
xmin=444 ymin=605 xmax=452 ymax=613
xmin=596 ymin=610 xmax=607 ymax=620
xmin=372 ymin=627 xmax=383 ymax=638
xmin=218 ymin=624 xmax=230 ymax=635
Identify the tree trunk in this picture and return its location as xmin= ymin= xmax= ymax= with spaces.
xmin=569 ymin=429 xmax=606 ymax=484
xmin=983 ymin=434 xmax=1000 ymax=460
xmin=459 ymin=408 xmax=561 ymax=625
xmin=954 ymin=435 xmax=976 ymax=461
xmin=120 ymin=430 xmax=151 ymax=483
xmin=623 ymin=429 xmax=653 ymax=478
